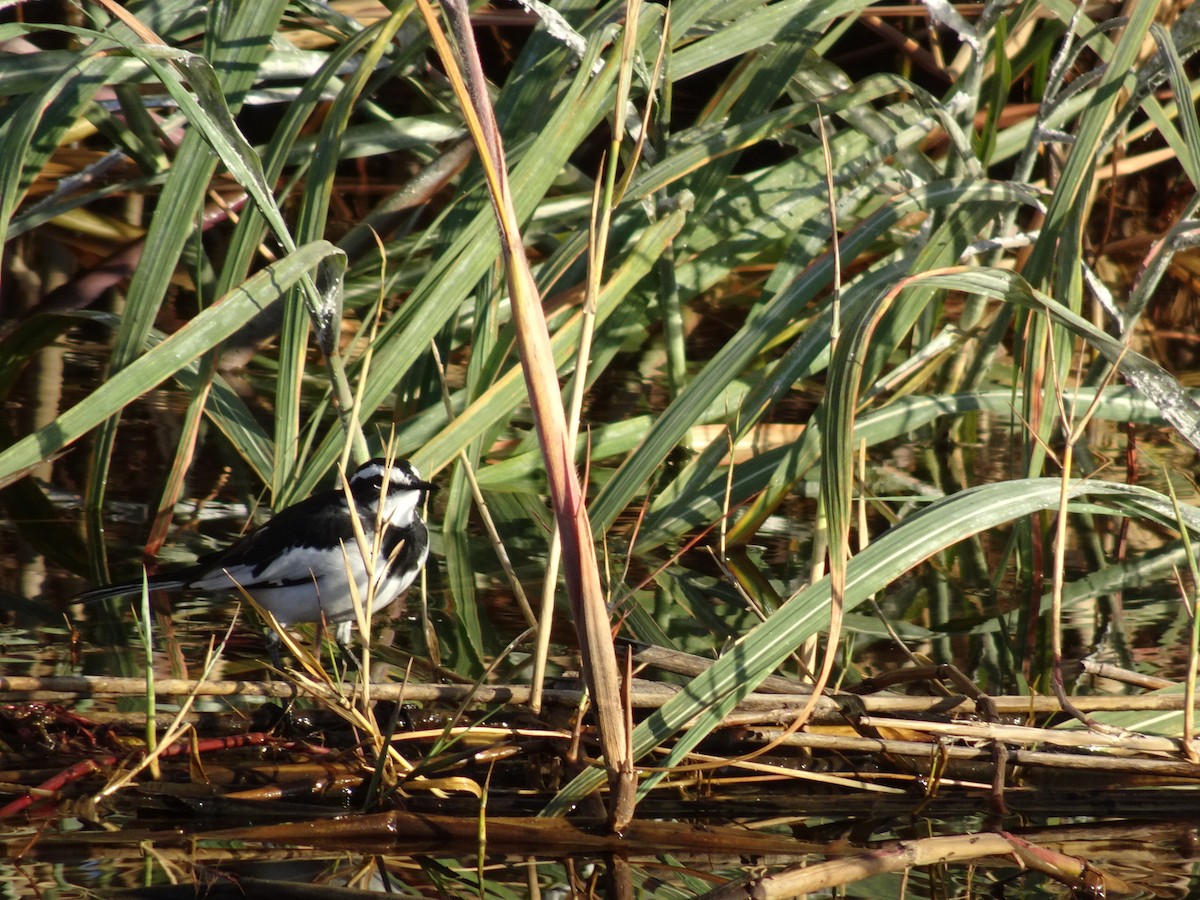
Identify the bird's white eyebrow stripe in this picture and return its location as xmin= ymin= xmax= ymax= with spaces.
xmin=351 ymin=461 xmax=425 ymax=489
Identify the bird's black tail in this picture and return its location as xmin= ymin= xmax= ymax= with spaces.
xmin=75 ymin=575 xmax=189 ymax=604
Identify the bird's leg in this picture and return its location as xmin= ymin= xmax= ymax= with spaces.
xmin=259 ymin=629 xmax=301 ymax=716
xmin=265 ymin=629 xmax=285 ymax=671
xmin=334 ymin=620 xmax=360 ymax=672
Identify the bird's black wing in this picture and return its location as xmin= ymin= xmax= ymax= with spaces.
xmin=190 ymin=487 xmax=358 ymax=583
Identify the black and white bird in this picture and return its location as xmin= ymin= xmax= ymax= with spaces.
xmin=78 ymin=458 xmax=435 ymax=663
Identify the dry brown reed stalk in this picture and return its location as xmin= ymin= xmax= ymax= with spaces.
xmin=5 ymin=673 xmax=1200 ymax=723
xmin=190 ymin=809 xmax=820 ymax=856
xmin=698 ymin=831 xmax=1129 ymax=900
xmin=744 ymin=728 xmax=1200 ymax=778
xmin=0 ymin=674 xmax=835 ymax=709
xmin=1080 ymin=659 xmax=1174 ymax=690
xmin=411 ymin=0 xmax=633 ymax=826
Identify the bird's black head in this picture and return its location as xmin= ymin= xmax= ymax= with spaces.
xmin=350 ymin=458 xmax=436 ymax=524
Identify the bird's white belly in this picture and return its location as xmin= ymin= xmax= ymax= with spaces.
xmin=189 ymin=543 xmax=413 ymax=626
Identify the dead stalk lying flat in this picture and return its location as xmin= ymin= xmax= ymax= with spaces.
xmin=747 ymin=728 xmax=1200 ymax=777
xmin=661 ymin=749 xmax=909 ymax=794
xmin=853 ymin=714 xmax=1195 ymax=753
xmin=5 ymin=674 xmax=1199 ymax=720
xmin=698 ymin=831 xmax=1119 ymax=900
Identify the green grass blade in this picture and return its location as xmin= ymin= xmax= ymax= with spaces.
xmin=589 ymin=180 xmax=1042 ymax=534
xmin=543 ymin=479 xmax=1200 ymax=814
xmin=0 ymin=242 xmax=342 ymax=483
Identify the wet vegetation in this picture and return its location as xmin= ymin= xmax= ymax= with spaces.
xmin=2 ymin=0 xmax=1200 ymax=896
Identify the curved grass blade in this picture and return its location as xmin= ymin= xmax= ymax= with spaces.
xmin=0 ymin=242 xmax=343 ymax=484
xmin=645 ymin=385 xmax=1193 ymax=554
xmin=589 ymin=181 xmax=1043 ymax=535
xmin=285 ymin=34 xmax=623 ymax=499
xmin=542 ymin=478 xmax=1200 ymax=814
xmin=922 ymin=267 xmax=1200 ymax=449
